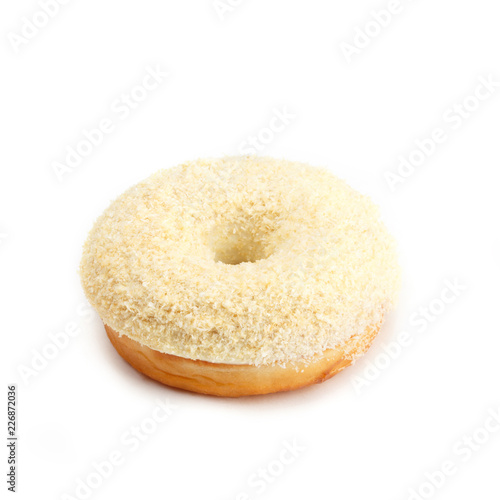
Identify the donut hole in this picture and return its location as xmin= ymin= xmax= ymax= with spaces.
xmin=210 ymin=222 xmax=273 ymax=265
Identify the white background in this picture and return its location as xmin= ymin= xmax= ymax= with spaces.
xmin=1 ymin=1 xmax=500 ymax=499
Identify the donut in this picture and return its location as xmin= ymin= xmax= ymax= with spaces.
xmin=80 ymin=157 xmax=400 ymax=397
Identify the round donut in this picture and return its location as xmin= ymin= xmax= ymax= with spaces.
xmin=80 ymin=157 xmax=400 ymax=397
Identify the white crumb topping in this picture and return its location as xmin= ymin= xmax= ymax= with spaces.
xmin=80 ymin=156 xmax=400 ymax=366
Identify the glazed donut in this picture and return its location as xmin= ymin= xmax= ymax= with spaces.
xmin=80 ymin=157 xmax=400 ymax=397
